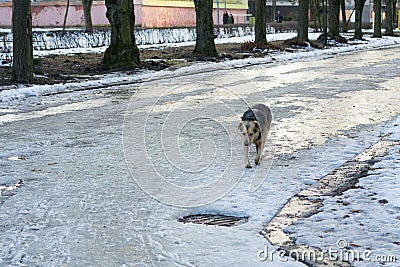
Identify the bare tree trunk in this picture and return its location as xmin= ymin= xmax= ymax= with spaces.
xmin=12 ymin=0 xmax=33 ymax=82
xmin=82 ymin=0 xmax=94 ymax=32
xmin=323 ymin=0 xmax=328 ymax=45
xmin=309 ymin=0 xmax=318 ymax=31
xmin=255 ymin=0 xmax=267 ymax=46
xmin=297 ymin=0 xmax=309 ymax=42
xmin=353 ymin=0 xmax=366 ymax=39
xmin=385 ymin=0 xmax=394 ymax=35
xmin=102 ymin=0 xmax=140 ymax=68
xmin=373 ymin=0 xmax=382 ymax=37
xmin=193 ymin=0 xmax=217 ymax=56
xmin=311 ymin=0 xmax=323 ymax=32
xmin=62 ymin=0 xmax=70 ymax=36
xmin=317 ymin=0 xmax=324 ymax=32
xmin=272 ymin=0 xmax=277 ymax=23
xmin=340 ymin=0 xmax=348 ymax=32
xmin=328 ymin=0 xmax=340 ymax=37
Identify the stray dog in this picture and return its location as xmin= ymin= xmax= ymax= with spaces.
xmin=238 ymin=104 xmax=272 ymax=168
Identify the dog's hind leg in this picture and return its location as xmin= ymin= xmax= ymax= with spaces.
xmin=244 ymin=146 xmax=251 ymax=168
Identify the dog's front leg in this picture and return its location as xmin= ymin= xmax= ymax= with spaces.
xmin=255 ymin=141 xmax=263 ymax=165
xmin=244 ymin=145 xmax=251 ymax=168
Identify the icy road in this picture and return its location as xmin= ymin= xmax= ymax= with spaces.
xmin=1 ymin=46 xmax=400 ymax=266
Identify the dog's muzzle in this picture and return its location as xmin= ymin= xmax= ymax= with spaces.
xmin=244 ymin=141 xmax=249 ymax=146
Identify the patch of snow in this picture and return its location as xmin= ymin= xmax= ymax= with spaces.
xmin=286 ymin=116 xmax=400 ymax=266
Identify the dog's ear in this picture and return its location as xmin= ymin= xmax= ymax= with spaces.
xmin=254 ymin=121 xmax=261 ymax=130
xmin=238 ymin=121 xmax=243 ymax=130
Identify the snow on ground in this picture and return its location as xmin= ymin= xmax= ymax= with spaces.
xmin=286 ymin=116 xmax=400 ymax=266
xmin=0 ymin=31 xmax=400 ymax=266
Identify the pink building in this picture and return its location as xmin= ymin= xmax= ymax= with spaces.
xmin=0 ymin=0 xmax=248 ymax=28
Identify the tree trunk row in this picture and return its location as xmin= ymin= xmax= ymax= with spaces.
xmin=12 ymin=0 xmax=398 ymax=80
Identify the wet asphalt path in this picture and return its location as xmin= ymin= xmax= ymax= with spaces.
xmin=0 ymin=47 xmax=400 ymax=266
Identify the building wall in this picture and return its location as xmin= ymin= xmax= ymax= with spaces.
xmin=32 ymin=3 xmax=109 ymax=27
xmin=0 ymin=7 xmax=10 ymax=26
xmin=141 ymin=5 xmax=196 ymax=27
xmin=140 ymin=7 xmax=248 ymax=27
xmin=0 ymin=0 xmax=248 ymax=28
xmin=0 ymin=1 xmax=109 ymax=27
xmin=0 ymin=2 xmax=11 ymax=26
xmin=139 ymin=0 xmax=248 ymax=27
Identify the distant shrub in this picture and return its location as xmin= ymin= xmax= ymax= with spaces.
xmin=0 ymin=26 xmax=257 ymax=64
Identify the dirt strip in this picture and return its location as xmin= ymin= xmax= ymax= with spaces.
xmin=260 ymin=140 xmax=397 ymax=267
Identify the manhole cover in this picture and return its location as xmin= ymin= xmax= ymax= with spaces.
xmin=178 ymin=214 xmax=249 ymax=227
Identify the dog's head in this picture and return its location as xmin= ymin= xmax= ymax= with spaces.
xmin=238 ymin=121 xmax=261 ymax=146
